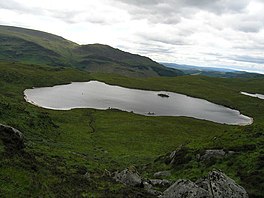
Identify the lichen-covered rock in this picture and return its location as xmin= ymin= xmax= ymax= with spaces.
xmin=161 ymin=179 xmax=210 ymax=198
xmin=113 ymin=167 xmax=248 ymax=198
xmin=165 ymin=145 xmax=191 ymax=166
xmin=149 ymin=179 xmax=172 ymax=187
xmin=195 ymin=177 xmax=210 ymax=192
xmin=199 ymin=149 xmax=226 ymax=161
xmin=143 ymin=181 xmax=162 ymax=196
xmin=0 ymin=124 xmax=25 ymax=153
xmin=154 ymin=171 xmax=171 ymax=178
xmin=196 ymin=170 xmax=249 ymax=198
xmin=208 ymin=170 xmax=248 ymax=198
xmin=113 ymin=168 xmax=142 ymax=187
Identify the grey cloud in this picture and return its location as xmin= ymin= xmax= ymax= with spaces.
xmin=111 ymin=0 xmax=252 ymax=27
xmin=50 ymin=10 xmax=110 ymax=25
xmin=47 ymin=10 xmax=79 ymax=24
xmin=144 ymin=35 xmax=188 ymax=46
xmin=116 ymin=0 xmax=160 ymax=6
xmin=230 ymin=12 xmax=264 ymax=33
xmin=115 ymin=0 xmax=250 ymax=15
xmin=204 ymin=52 xmax=226 ymax=58
xmin=136 ymin=31 xmax=191 ymax=46
xmin=0 ymin=0 xmax=43 ymax=14
xmin=136 ymin=42 xmax=175 ymax=54
xmin=112 ymin=0 xmax=189 ymax=24
xmin=0 ymin=1 xmax=111 ymax=25
xmin=0 ymin=0 xmax=25 ymax=11
xmin=236 ymin=22 xmax=263 ymax=33
xmin=233 ymin=37 xmax=264 ymax=51
xmin=183 ymin=0 xmax=249 ymax=13
xmin=233 ymin=55 xmax=264 ymax=64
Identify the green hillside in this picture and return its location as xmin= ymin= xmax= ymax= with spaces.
xmin=0 ymin=61 xmax=263 ymax=197
xmin=0 ymin=35 xmax=63 ymax=65
xmin=0 ymin=25 xmax=183 ymax=77
xmin=0 ymin=25 xmax=77 ymax=55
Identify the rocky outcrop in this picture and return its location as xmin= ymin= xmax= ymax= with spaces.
xmin=158 ymin=147 xmax=236 ymax=168
xmin=160 ymin=170 xmax=248 ymax=198
xmin=113 ymin=168 xmax=142 ymax=187
xmin=199 ymin=149 xmax=225 ymax=161
xmin=113 ymin=168 xmax=248 ymax=198
xmin=165 ymin=145 xmax=191 ymax=166
xmin=143 ymin=181 xmax=162 ymax=196
xmin=161 ymin=179 xmax=210 ymax=198
xmin=196 ymin=149 xmax=236 ymax=163
xmin=0 ymin=124 xmax=25 ymax=153
xmin=206 ymin=170 xmax=248 ymax=198
xmin=142 ymin=179 xmax=171 ymax=196
xmin=149 ymin=179 xmax=172 ymax=187
xmin=154 ymin=171 xmax=171 ymax=178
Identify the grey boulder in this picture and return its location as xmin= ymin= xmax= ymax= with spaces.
xmin=0 ymin=124 xmax=25 ymax=153
xmin=113 ymin=168 xmax=142 ymax=187
xmin=161 ymin=170 xmax=248 ymax=198
xmin=198 ymin=149 xmax=226 ymax=161
xmin=160 ymin=179 xmax=210 ymax=198
xmin=207 ymin=170 xmax=248 ymax=198
xmin=149 ymin=179 xmax=172 ymax=187
xmin=143 ymin=181 xmax=162 ymax=196
xmin=154 ymin=171 xmax=171 ymax=178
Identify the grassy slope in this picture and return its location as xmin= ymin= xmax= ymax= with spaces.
xmin=0 ymin=35 xmax=64 ymax=66
xmin=74 ymin=44 xmax=183 ymax=77
xmin=0 ymin=62 xmax=263 ymax=197
xmin=0 ymin=25 xmax=78 ymax=55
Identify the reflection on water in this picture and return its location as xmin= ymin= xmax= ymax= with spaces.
xmin=241 ymin=92 xmax=264 ymax=100
xmin=24 ymin=81 xmax=252 ymax=125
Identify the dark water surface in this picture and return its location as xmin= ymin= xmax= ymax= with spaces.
xmin=24 ymin=81 xmax=252 ymax=125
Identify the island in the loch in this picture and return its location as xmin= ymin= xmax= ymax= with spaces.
xmin=158 ymin=93 xmax=170 ymax=98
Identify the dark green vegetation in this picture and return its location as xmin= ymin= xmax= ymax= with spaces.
xmin=163 ymin=62 xmax=263 ymax=78
xmin=0 ymin=61 xmax=264 ymax=197
xmin=0 ymin=25 xmax=183 ymax=78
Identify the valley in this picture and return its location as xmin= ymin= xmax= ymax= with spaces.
xmin=0 ymin=61 xmax=264 ymax=197
xmin=0 ymin=25 xmax=264 ymax=197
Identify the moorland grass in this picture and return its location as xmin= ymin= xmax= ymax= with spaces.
xmin=0 ymin=62 xmax=263 ymax=197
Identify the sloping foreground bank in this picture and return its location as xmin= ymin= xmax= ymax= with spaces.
xmin=0 ymin=124 xmax=249 ymax=197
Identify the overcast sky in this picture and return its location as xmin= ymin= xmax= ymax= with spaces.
xmin=1 ymin=0 xmax=264 ymax=73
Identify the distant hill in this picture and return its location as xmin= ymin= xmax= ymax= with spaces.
xmin=0 ymin=25 xmax=183 ymax=77
xmin=162 ymin=62 xmax=263 ymax=78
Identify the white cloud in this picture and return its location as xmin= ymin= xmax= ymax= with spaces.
xmin=0 ymin=0 xmax=264 ymax=73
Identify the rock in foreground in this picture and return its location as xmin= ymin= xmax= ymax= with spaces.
xmin=161 ymin=170 xmax=248 ymax=198
xmin=0 ymin=124 xmax=25 ymax=153
xmin=113 ymin=168 xmax=142 ymax=187
xmin=207 ymin=170 xmax=248 ymax=198
xmin=199 ymin=149 xmax=226 ymax=161
xmin=161 ymin=179 xmax=210 ymax=198
xmin=153 ymin=171 xmax=171 ymax=178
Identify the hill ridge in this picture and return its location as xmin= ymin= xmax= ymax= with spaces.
xmin=0 ymin=25 xmax=183 ymax=77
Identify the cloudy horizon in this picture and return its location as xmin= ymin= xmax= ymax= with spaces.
xmin=1 ymin=0 xmax=264 ymax=73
